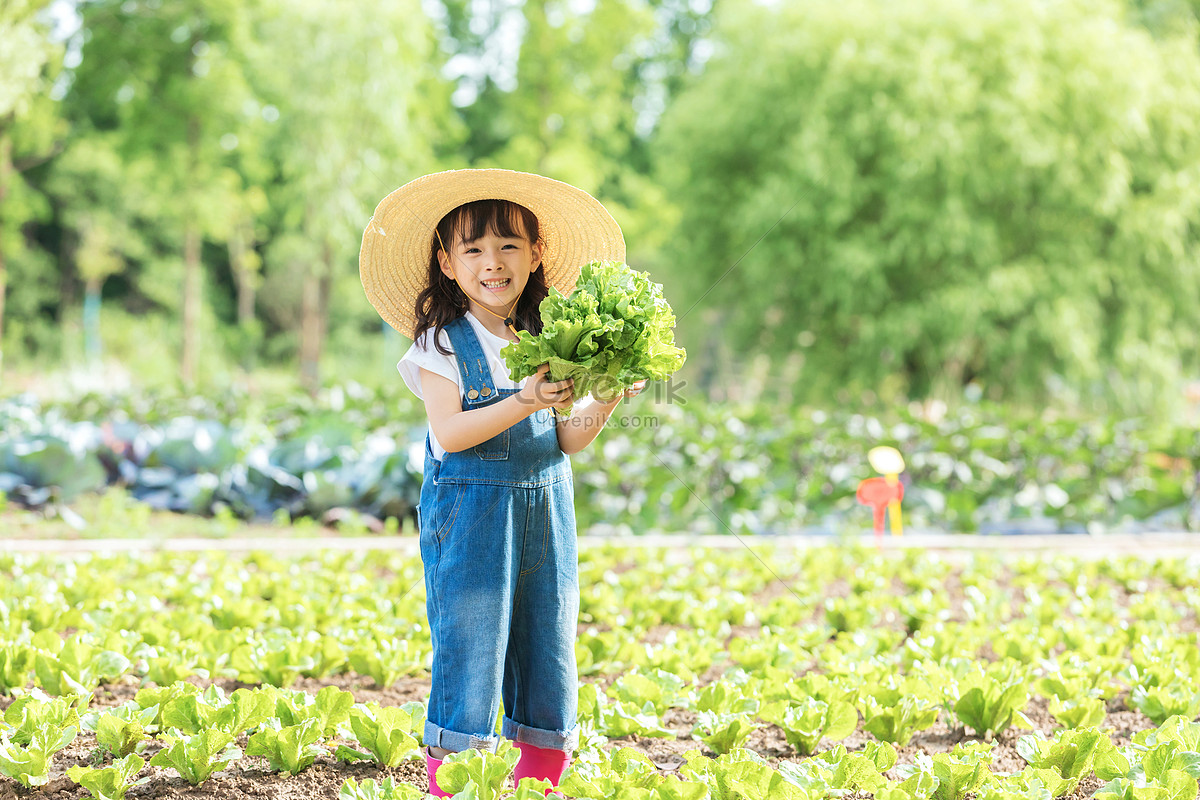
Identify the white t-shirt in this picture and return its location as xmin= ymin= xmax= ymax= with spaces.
xmin=398 ymin=312 xmax=528 ymax=461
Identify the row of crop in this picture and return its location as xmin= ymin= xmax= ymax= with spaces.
xmin=3 ymin=622 xmax=1199 ymax=772
xmin=3 ymin=387 xmax=1199 ymax=532
xmin=0 ymin=681 xmax=425 ymax=791
xmin=4 ymin=678 xmax=1200 ymax=800
xmin=2 ymin=548 xmax=1198 ymax=704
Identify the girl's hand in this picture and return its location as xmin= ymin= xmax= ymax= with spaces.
xmin=623 ymin=380 xmax=648 ymax=400
xmin=518 ymin=364 xmax=575 ymax=411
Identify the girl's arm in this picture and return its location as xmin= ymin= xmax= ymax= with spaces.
xmin=421 ymin=365 xmax=574 ymax=453
xmin=556 ymin=382 xmax=646 ymax=456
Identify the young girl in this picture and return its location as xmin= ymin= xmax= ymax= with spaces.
xmin=359 ymin=169 xmax=644 ymax=796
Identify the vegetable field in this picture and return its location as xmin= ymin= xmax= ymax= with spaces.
xmin=1 ymin=542 xmax=1198 ymax=799
xmin=2 ymin=390 xmax=1198 ymax=535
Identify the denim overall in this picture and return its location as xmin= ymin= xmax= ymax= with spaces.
xmin=418 ymin=316 xmax=580 ymax=754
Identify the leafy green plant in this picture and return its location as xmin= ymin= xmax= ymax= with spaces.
xmin=246 ymin=718 xmax=325 ymax=775
xmin=434 ymin=743 xmax=520 ymax=800
xmin=561 ymin=746 xmax=709 ymax=799
xmin=861 ymin=689 xmax=941 ymax=746
xmin=681 ymin=747 xmax=813 ymax=800
xmin=1130 ymin=685 xmax=1200 ymax=726
xmin=0 ymin=644 xmax=34 ymax=694
xmin=814 ymin=741 xmax=897 ymax=794
xmin=347 ymin=638 xmax=426 ymax=688
xmin=502 ymin=260 xmax=687 ymax=412
xmin=610 ymin=668 xmax=692 ymax=714
xmin=766 ymin=696 xmax=857 ymax=756
xmin=3 ymin=691 xmax=85 ymax=745
xmin=334 ymin=702 xmax=423 ymax=767
xmin=275 ymin=685 xmax=354 ymax=737
xmin=1016 ymin=727 xmax=1110 ymax=796
xmin=1048 ymin=696 xmax=1106 ymax=729
xmin=0 ymin=723 xmax=78 ymax=787
xmin=338 ymin=777 xmax=424 ymax=800
xmin=694 ymin=710 xmax=760 ymax=755
xmin=148 ymin=729 xmax=241 ymax=785
xmin=33 ymin=634 xmax=130 ymax=695
xmin=952 ymin=661 xmax=1030 ymax=739
xmin=897 ymin=743 xmax=994 ymax=800
xmin=66 ymin=753 xmax=147 ymax=800
xmin=95 ymin=710 xmax=151 ymax=758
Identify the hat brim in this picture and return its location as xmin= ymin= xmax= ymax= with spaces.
xmin=360 ymin=169 xmax=626 ymax=339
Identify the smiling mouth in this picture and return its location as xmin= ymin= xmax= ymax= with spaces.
xmin=481 ymin=278 xmax=511 ymax=289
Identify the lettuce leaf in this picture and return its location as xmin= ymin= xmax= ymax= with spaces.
xmin=502 ymin=261 xmax=686 ymax=415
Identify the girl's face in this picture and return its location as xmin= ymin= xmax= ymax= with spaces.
xmin=438 ymin=216 xmax=544 ymax=321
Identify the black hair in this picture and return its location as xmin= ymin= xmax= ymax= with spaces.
xmin=413 ymin=199 xmax=548 ymax=355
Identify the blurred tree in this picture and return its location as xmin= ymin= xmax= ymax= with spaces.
xmin=65 ymin=0 xmax=256 ymax=386
xmin=44 ymin=136 xmax=159 ymax=363
xmin=245 ymin=0 xmax=448 ymax=394
xmin=657 ymin=0 xmax=1200 ymax=412
xmin=0 ymin=1 xmax=63 ymax=376
xmin=436 ymin=0 xmax=716 ymax=266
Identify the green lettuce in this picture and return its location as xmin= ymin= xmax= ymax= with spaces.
xmin=502 ymin=261 xmax=686 ymax=414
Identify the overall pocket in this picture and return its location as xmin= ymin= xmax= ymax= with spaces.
xmin=430 ymin=482 xmax=466 ymax=544
xmin=473 ymin=429 xmax=509 ymax=461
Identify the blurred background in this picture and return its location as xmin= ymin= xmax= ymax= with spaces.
xmin=2 ymin=0 xmax=1200 ymax=534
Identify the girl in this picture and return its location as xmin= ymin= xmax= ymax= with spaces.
xmin=359 ymin=169 xmax=644 ymax=796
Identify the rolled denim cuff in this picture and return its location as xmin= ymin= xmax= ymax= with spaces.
xmin=501 ymin=716 xmax=579 ymax=752
xmin=423 ymin=720 xmax=499 ymax=754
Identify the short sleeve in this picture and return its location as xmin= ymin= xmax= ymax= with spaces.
xmin=398 ymin=328 xmax=460 ymax=400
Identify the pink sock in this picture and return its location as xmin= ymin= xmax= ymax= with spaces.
xmin=425 ymin=748 xmax=451 ymax=798
xmin=512 ymin=742 xmax=572 ymax=794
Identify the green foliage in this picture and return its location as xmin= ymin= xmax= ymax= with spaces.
xmin=658 ymin=0 xmax=1200 ymax=410
xmin=1048 ymin=695 xmax=1107 ymax=729
xmin=0 ymin=722 xmax=78 ymax=787
xmin=338 ymin=777 xmax=424 ymax=800
xmin=694 ymin=710 xmax=760 ymax=755
xmin=897 ymin=744 xmax=994 ymax=800
xmin=952 ymin=660 xmax=1030 ymax=738
xmin=503 ymin=261 xmax=687 ymax=411
xmin=1016 ymin=727 xmax=1112 ymax=795
xmin=275 ymin=685 xmax=353 ymax=737
xmin=333 ymin=702 xmax=423 ymax=767
xmin=147 ymin=729 xmax=241 ymax=785
xmin=763 ymin=696 xmax=858 ymax=756
xmin=680 ymin=747 xmax=815 ymax=800
xmin=861 ymin=687 xmax=941 ymax=746
xmin=434 ymin=744 xmax=520 ymax=800
xmin=1130 ymin=685 xmax=1200 ymax=725
xmin=3 ymin=690 xmax=84 ymax=745
xmin=246 ymin=718 xmax=324 ymax=775
xmin=66 ymin=753 xmax=147 ymax=800
xmin=95 ymin=710 xmax=149 ymax=758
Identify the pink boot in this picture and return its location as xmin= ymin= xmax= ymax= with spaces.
xmin=512 ymin=742 xmax=572 ymax=796
xmin=425 ymin=747 xmax=451 ymax=798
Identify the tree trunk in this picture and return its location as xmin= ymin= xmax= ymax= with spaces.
xmin=181 ymin=221 xmax=201 ymax=386
xmin=0 ymin=132 xmax=10 ymax=378
xmin=181 ymin=117 xmax=201 ymax=386
xmin=84 ymin=277 xmax=102 ymax=362
xmin=299 ymin=264 xmax=321 ymax=396
xmin=231 ymin=223 xmax=256 ymax=327
xmin=228 ymin=220 xmax=257 ymax=369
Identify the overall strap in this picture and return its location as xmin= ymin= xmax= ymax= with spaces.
xmin=444 ymin=316 xmax=499 ymax=408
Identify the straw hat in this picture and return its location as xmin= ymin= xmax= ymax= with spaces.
xmin=360 ymin=169 xmax=626 ymax=339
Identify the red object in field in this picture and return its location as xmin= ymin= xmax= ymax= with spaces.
xmin=856 ymin=477 xmax=904 ymax=539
